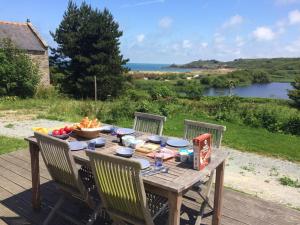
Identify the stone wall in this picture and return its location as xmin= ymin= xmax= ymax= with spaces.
xmin=27 ymin=50 xmax=50 ymax=85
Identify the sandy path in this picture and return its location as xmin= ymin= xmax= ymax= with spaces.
xmin=0 ymin=118 xmax=299 ymax=209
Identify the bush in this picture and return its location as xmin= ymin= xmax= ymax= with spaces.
xmin=0 ymin=39 xmax=40 ymax=98
xmin=148 ymin=85 xmax=175 ymax=100
xmin=282 ymin=117 xmax=300 ymax=135
xmin=124 ymin=89 xmax=151 ymax=101
xmin=288 ymin=76 xmax=300 ymax=108
xmin=211 ymin=77 xmax=228 ymax=88
xmin=251 ymin=70 xmax=271 ymax=83
xmin=184 ymin=84 xmax=203 ymax=100
xmin=34 ymin=85 xmax=62 ymax=99
xmin=200 ymin=77 xmax=211 ymax=85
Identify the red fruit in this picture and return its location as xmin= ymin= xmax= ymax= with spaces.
xmin=59 ymin=128 xmax=64 ymax=135
xmin=52 ymin=130 xmax=60 ymax=136
xmin=64 ymin=126 xmax=71 ymax=133
xmin=61 ymin=130 xmax=67 ymax=135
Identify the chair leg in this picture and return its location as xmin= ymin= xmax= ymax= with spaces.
xmin=43 ymin=195 xmax=65 ymax=225
xmin=195 ymin=171 xmax=215 ymax=225
xmin=86 ymin=204 xmax=102 ymax=225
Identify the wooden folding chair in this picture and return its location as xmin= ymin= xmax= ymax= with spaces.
xmin=183 ymin=120 xmax=226 ymax=225
xmin=133 ymin=112 xmax=166 ymax=136
xmin=34 ymin=132 xmax=102 ymax=225
xmin=87 ymin=151 xmax=168 ymax=225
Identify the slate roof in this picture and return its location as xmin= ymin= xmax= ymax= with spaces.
xmin=0 ymin=21 xmax=47 ymax=52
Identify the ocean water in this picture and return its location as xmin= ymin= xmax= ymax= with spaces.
xmin=126 ymin=63 xmax=191 ymax=72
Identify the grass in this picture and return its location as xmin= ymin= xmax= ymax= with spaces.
xmin=0 ymin=98 xmax=299 ymax=162
xmin=0 ymin=136 xmax=27 ymax=155
xmin=117 ymin=112 xmax=300 ymax=162
xmin=279 ymin=176 xmax=300 ymax=188
xmin=4 ymin=123 xmax=14 ymax=128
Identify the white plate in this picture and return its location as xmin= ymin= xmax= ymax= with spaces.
xmin=68 ymin=141 xmax=87 ymax=151
xmin=116 ymin=147 xmax=134 ymax=157
xmin=99 ymin=125 xmax=113 ymax=132
xmin=167 ymin=138 xmax=190 ymax=148
xmin=132 ymin=158 xmax=150 ymax=170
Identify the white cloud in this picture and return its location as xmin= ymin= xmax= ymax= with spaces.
xmin=182 ymin=40 xmax=192 ymax=49
xmin=253 ymin=26 xmax=276 ymax=41
xmin=222 ymin=14 xmax=243 ymax=28
xmin=284 ymin=38 xmax=300 ymax=52
xmin=136 ymin=34 xmax=145 ymax=43
xmin=213 ymin=33 xmax=225 ymax=44
xmin=288 ymin=9 xmax=300 ymax=24
xmin=201 ymin=42 xmax=208 ymax=48
xmin=159 ymin=16 xmax=173 ymax=29
xmin=235 ymin=36 xmax=245 ymax=47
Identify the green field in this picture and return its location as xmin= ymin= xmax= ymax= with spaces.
xmin=0 ymin=136 xmax=27 ymax=155
xmin=1 ymin=97 xmax=299 ymax=162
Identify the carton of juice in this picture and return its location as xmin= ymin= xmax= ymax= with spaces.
xmin=193 ymin=133 xmax=212 ymax=170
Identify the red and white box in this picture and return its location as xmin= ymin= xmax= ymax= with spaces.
xmin=193 ymin=133 xmax=212 ymax=170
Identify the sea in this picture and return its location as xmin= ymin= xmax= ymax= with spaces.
xmin=126 ymin=63 xmax=191 ymax=72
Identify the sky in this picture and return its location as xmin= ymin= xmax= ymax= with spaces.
xmin=2 ymin=0 xmax=300 ymax=64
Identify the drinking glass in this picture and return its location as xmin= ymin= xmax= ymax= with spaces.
xmin=160 ymin=137 xmax=167 ymax=148
xmin=154 ymin=152 xmax=163 ymax=169
xmin=88 ymin=140 xmax=96 ymax=151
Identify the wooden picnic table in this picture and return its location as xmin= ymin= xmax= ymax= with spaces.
xmin=25 ymin=130 xmax=228 ymax=225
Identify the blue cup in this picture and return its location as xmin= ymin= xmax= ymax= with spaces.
xmin=160 ymin=137 xmax=167 ymax=148
xmin=88 ymin=140 xmax=96 ymax=151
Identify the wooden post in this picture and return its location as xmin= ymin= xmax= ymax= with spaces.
xmin=212 ymin=161 xmax=225 ymax=225
xmin=94 ymin=75 xmax=97 ymax=101
xmin=167 ymin=192 xmax=182 ymax=225
xmin=29 ymin=142 xmax=41 ymax=210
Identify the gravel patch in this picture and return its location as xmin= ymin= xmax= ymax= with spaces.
xmin=223 ymin=147 xmax=300 ymax=209
xmin=0 ymin=119 xmax=70 ymax=138
xmin=0 ymin=118 xmax=299 ymax=209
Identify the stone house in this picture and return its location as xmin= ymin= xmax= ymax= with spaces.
xmin=0 ymin=20 xmax=50 ymax=85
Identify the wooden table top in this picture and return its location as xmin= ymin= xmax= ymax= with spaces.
xmin=25 ymin=131 xmax=228 ymax=194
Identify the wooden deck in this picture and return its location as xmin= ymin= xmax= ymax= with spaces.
xmin=0 ymin=149 xmax=299 ymax=225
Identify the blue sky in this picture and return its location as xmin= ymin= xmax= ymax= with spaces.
xmin=2 ymin=0 xmax=300 ymax=63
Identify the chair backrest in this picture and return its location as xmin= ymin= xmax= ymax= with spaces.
xmin=87 ymin=151 xmax=153 ymax=225
xmin=34 ymin=132 xmax=85 ymax=196
xmin=184 ymin=120 xmax=226 ymax=148
xmin=133 ymin=112 xmax=166 ymax=136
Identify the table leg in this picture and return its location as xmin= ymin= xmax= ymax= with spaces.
xmin=167 ymin=191 xmax=182 ymax=225
xmin=29 ymin=142 xmax=41 ymax=210
xmin=212 ymin=161 xmax=225 ymax=225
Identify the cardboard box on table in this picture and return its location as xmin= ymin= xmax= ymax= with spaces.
xmin=193 ymin=133 xmax=212 ymax=170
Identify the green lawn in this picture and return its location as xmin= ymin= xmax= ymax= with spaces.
xmin=0 ymin=136 xmax=27 ymax=155
xmin=1 ymin=98 xmax=299 ymax=162
xmin=117 ymin=113 xmax=300 ymax=162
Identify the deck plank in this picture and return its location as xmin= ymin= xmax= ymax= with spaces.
xmin=0 ymin=149 xmax=299 ymax=225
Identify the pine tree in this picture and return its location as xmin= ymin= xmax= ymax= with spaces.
xmin=50 ymin=1 xmax=128 ymax=99
xmin=288 ymin=76 xmax=300 ymax=108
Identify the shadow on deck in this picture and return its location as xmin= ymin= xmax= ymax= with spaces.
xmin=0 ymin=150 xmax=299 ymax=225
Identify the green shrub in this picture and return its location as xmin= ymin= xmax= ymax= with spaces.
xmin=282 ymin=117 xmax=300 ymax=135
xmin=124 ymin=89 xmax=151 ymax=101
xmin=148 ymin=85 xmax=175 ymax=100
xmin=211 ymin=77 xmax=228 ymax=88
xmin=200 ymin=77 xmax=212 ymax=85
xmin=0 ymin=39 xmax=40 ymax=98
xmin=251 ymin=70 xmax=271 ymax=83
xmin=34 ymin=85 xmax=62 ymax=99
xmin=184 ymin=84 xmax=203 ymax=100
xmin=288 ymin=76 xmax=300 ymax=108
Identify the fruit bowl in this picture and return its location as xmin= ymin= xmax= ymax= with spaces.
xmin=49 ymin=126 xmax=73 ymax=139
xmin=49 ymin=132 xmax=70 ymax=140
xmin=73 ymin=129 xmax=100 ymax=139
